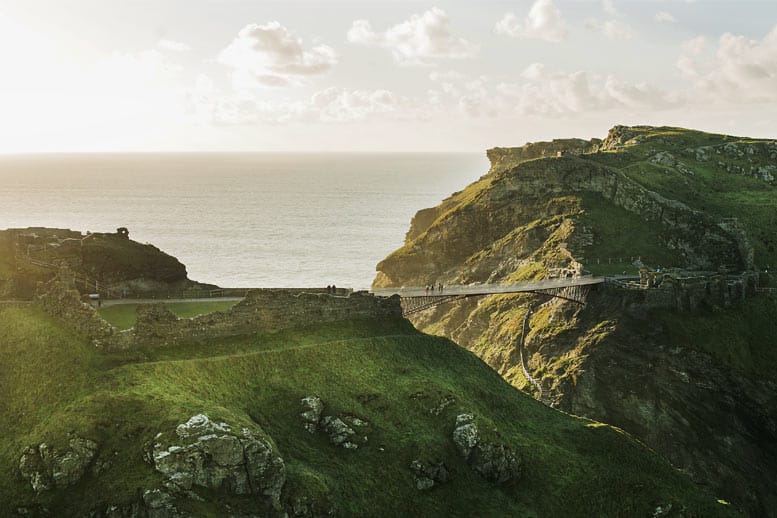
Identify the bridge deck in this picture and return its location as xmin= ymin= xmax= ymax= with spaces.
xmin=371 ymin=276 xmax=606 ymax=298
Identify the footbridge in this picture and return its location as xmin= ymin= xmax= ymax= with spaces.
xmin=371 ymin=276 xmax=606 ymax=316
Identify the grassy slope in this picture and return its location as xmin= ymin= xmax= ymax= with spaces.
xmin=577 ymin=192 xmax=685 ymax=276
xmin=653 ymin=296 xmax=777 ymax=380
xmin=0 ymin=306 xmax=733 ymax=517
xmin=98 ymin=301 xmax=239 ymax=330
xmin=585 ymin=127 xmax=777 ymax=269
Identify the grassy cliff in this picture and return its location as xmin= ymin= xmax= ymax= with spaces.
xmin=0 ymin=303 xmax=731 ymax=517
xmin=0 ymin=227 xmax=199 ymax=299
xmin=374 ymin=125 xmax=777 ymax=515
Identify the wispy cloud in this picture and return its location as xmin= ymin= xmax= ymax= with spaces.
xmin=218 ymin=22 xmax=337 ymax=88
xmin=654 ymin=11 xmax=678 ymax=24
xmin=347 ymin=7 xmax=477 ymax=65
xmin=494 ymin=0 xmax=567 ymax=43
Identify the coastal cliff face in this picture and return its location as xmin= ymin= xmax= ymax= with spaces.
xmin=375 ymin=125 xmax=777 ymax=515
xmin=0 ymin=227 xmax=198 ymax=298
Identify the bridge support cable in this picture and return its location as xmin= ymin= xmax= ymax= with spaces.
xmin=401 ymin=294 xmax=467 ymax=316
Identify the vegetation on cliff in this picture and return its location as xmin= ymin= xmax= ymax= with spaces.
xmin=374 ymin=125 xmax=777 ymax=515
xmin=0 ymin=302 xmax=731 ymax=516
xmin=0 ymin=227 xmax=198 ymax=299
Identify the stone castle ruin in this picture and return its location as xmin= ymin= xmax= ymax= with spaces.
xmin=34 ymin=273 xmax=403 ymax=350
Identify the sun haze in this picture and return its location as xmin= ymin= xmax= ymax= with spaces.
xmin=1 ymin=0 xmax=776 ymax=152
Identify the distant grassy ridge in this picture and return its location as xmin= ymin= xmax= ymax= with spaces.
xmin=98 ymin=300 xmax=239 ymax=330
xmin=0 ymin=306 xmax=734 ymax=516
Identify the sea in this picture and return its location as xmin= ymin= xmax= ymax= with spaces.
xmin=0 ymin=153 xmax=488 ymax=289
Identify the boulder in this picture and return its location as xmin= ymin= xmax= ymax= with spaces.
xmin=300 ymin=396 xmax=324 ymax=433
xmin=152 ymin=415 xmax=285 ymax=508
xmin=409 ymin=459 xmax=449 ymax=490
xmin=452 ymin=414 xmax=479 ymax=458
xmin=19 ymin=436 xmax=98 ymax=494
xmin=469 ymin=443 xmax=521 ymax=484
xmin=321 ymin=416 xmax=357 ymax=449
xmin=451 ymin=414 xmax=521 ymax=484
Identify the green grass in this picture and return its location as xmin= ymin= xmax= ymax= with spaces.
xmin=583 ymin=128 xmax=777 ymax=269
xmin=576 ymin=193 xmax=683 ymax=275
xmin=97 ymin=300 xmax=238 ymax=330
xmin=0 ymin=306 xmax=734 ymax=516
xmin=651 ymin=296 xmax=777 ymax=379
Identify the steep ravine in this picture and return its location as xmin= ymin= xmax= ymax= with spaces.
xmin=374 ymin=125 xmax=777 ymax=516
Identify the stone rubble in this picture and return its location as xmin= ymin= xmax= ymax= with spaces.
xmin=409 ymin=459 xmax=449 ymax=490
xmin=452 ymin=414 xmax=521 ymax=484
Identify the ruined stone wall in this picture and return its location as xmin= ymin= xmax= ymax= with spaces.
xmin=613 ymin=272 xmax=756 ymax=315
xmin=100 ymin=290 xmax=403 ymax=350
xmin=37 ymin=282 xmax=115 ymax=339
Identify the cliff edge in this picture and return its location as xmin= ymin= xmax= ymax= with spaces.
xmin=374 ymin=125 xmax=777 ymax=516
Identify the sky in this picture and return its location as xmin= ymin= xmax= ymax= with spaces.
xmin=1 ymin=0 xmax=776 ymax=152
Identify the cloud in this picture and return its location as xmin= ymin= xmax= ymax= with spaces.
xmin=494 ymin=0 xmax=567 ymax=42
xmin=190 ymin=85 xmax=424 ymax=125
xmin=602 ymin=0 xmax=618 ymax=16
xmin=584 ymin=18 xmax=634 ymax=40
xmin=218 ymin=22 xmax=337 ymax=87
xmin=157 ymin=39 xmax=191 ymax=52
xmin=683 ymin=35 xmax=707 ymax=55
xmin=347 ymin=7 xmax=477 ymax=64
xmin=585 ymin=1 xmax=635 ymax=40
xmin=654 ymin=11 xmax=677 ymax=24
xmin=429 ymin=63 xmax=677 ymax=119
xmin=677 ymin=25 xmax=777 ymax=103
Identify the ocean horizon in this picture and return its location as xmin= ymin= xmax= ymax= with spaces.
xmin=0 ymin=152 xmax=488 ymax=288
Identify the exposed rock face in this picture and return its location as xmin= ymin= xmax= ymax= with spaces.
xmin=300 ymin=397 xmax=367 ymax=449
xmin=300 ymin=396 xmax=324 ymax=433
xmin=321 ymin=416 xmax=358 ymax=449
xmin=375 ymin=154 xmax=750 ymax=287
xmin=151 ymin=414 xmax=286 ymax=509
xmin=487 ymin=138 xmax=602 ymax=172
xmin=0 ymin=227 xmax=196 ymax=301
xmin=374 ymin=125 xmax=777 ymax=515
xmin=554 ymin=305 xmax=777 ymax=515
xmin=409 ymin=460 xmax=449 ymax=490
xmin=451 ymin=414 xmax=521 ymax=484
xmin=19 ymin=436 xmax=98 ymax=493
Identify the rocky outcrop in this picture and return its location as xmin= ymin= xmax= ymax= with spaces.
xmin=300 ymin=396 xmax=324 ymax=433
xmin=19 ymin=436 xmax=98 ymax=493
xmin=320 ymin=416 xmax=358 ymax=449
xmin=150 ymin=414 xmax=286 ymax=509
xmin=375 ymin=125 xmax=777 ymax=514
xmin=452 ymin=414 xmax=521 ymax=484
xmin=487 ymin=138 xmax=601 ymax=172
xmin=1 ymin=227 xmax=196 ymax=301
xmin=599 ymin=124 xmax=647 ymax=151
xmin=376 ymin=152 xmax=756 ymax=291
xmin=409 ymin=460 xmax=449 ymax=490
xmin=300 ymin=397 xmax=367 ymax=449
